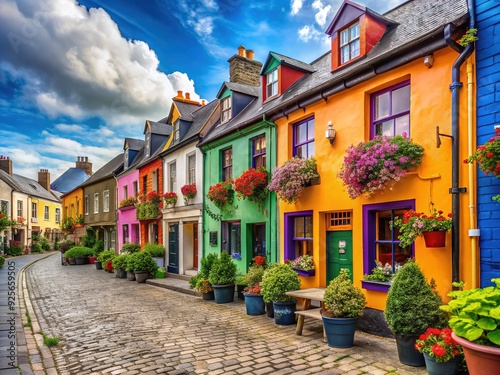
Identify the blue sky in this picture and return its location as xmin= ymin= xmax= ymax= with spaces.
xmin=0 ymin=0 xmax=405 ymax=181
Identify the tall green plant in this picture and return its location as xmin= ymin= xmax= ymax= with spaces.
xmin=261 ymin=263 xmax=301 ymax=303
xmin=208 ymin=251 xmax=237 ymax=286
xmin=189 ymin=253 xmax=218 ymax=291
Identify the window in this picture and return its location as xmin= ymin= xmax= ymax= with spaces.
xmin=94 ymin=193 xmax=99 ymax=214
xmin=363 ymin=200 xmax=414 ymax=291
xmin=252 ymin=135 xmax=266 ymax=168
xmin=252 ymin=223 xmax=266 ymax=258
xmin=32 ymin=202 xmax=37 ymax=219
xmin=17 ymin=200 xmax=23 ymax=218
xmin=123 ymin=186 xmax=128 ymax=199
xmin=55 ymin=208 xmax=61 ymax=223
xmin=266 ymin=69 xmax=278 ymax=98
xmin=133 ymin=181 xmax=138 ymax=196
xmin=222 ymin=148 xmax=233 ymax=182
xmin=169 ymin=162 xmax=177 ymax=192
xmin=70 ymin=203 xmax=74 ymax=217
xmin=1 ymin=200 xmax=8 ymax=214
xmin=76 ymin=199 xmax=80 ymax=216
xmin=284 ymin=212 xmax=313 ymax=261
xmin=222 ymin=221 xmax=241 ymax=257
xmin=340 ymin=22 xmax=360 ymax=64
xmin=187 ymin=154 xmax=196 ymax=184
xmin=221 ymin=96 xmax=232 ymax=123
xmin=44 ymin=205 xmax=49 ymax=221
xmin=103 ymin=190 xmax=109 ymax=212
xmin=84 ymin=195 xmax=89 ymax=215
xmin=372 ymin=82 xmax=410 ymax=137
xmin=152 ymin=170 xmax=158 ymax=192
xmin=123 ymin=224 xmax=129 ymax=244
xmin=293 ymin=117 xmax=315 ymax=158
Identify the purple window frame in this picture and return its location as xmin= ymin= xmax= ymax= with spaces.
xmin=362 ymin=199 xmax=414 ymax=292
xmin=370 ymin=80 xmax=410 ymax=139
xmin=284 ymin=210 xmax=313 ymax=261
xmin=293 ymin=117 xmax=314 ymax=158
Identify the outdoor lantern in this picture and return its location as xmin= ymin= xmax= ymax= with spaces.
xmin=325 ymin=121 xmax=336 ymax=145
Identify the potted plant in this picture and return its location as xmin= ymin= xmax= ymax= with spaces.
xmin=189 ymin=253 xmax=217 ymax=300
xmin=112 ymin=253 xmax=129 ymax=279
xmin=207 ymin=181 xmax=234 ymax=211
xmin=338 ymin=133 xmax=424 ymax=199
xmin=391 ymin=207 xmax=453 ymax=248
xmin=208 ymin=251 xmax=237 ymax=304
xmin=180 ymin=183 xmax=197 ymax=204
xmin=242 ymin=260 xmax=267 ymax=315
xmin=261 ymin=263 xmax=301 ymax=325
xmin=322 ymin=269 xmax=366 ymax=348
xmin=121 ymin=242 xmax=140 ymax=254
xmin=163 ymin=192 xmax=178 ymax=207
xmin=119 ymin=196 xmax=137 ymax=209
xmin=234 ymin=167 xmax=269 ymax=207
xmin=144 ymin=242 xmax=165 ymax=268
xmin=235 ymin=275 xmax=248 ymax=301
xmin=363 ymin=260 xmax=397 ymax=283
xmin=268 ymin=157 xmax=319 ymax=204
xmin=440 ymin=278 xmax=500 ymax=373
xmin=128 ymin=251 xmax=159 ymax=283
xmin=290 ymin=254 xmax=315 ymax=277
xmin=385 ymin=261 xmax=448 ymax=366
xmin=97 ymin=250 xmax=117 ymax=273
xmin=414 ymin=328 xmax=462 ymax=375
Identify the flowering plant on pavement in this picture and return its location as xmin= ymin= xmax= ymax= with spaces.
xmin=338 ymin=133 xmax=424 ymax=199
xmin=391 ymin=208 xmax=453 ymax=248
xmin=268 ymin=157 xmax=319 ymax=204
xmin=234 ymin=167 xmax=269 ymax=205
xmin=415 ymin=327 xmax=462 ymax=363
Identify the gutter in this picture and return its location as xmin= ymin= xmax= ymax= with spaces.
xmin=445 ymin=0 xmax=475 ymax=284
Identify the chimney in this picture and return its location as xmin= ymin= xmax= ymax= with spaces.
xmin=38 ymin=169 xmax=50 ymax=192
xmin=228 ymin=46 xmax=262 ymax=87
xmin=185 ymin=92 xmax=191 ymax=100
xmin=76 ymin=156 xmax=93 ymax=176
xmin=0 ymin=156 xmax=13 ymax=176
xmin=176 ymin=90 xmax=184 ymax=99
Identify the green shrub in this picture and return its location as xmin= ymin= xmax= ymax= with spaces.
xmin=54 ymin=238 xmax=60 ymax=251
xmin=127 ymin=251 xmax=158 ymax=277
xmin=92 ymin=240 xmax=104 ymax=257
xmin=31 ymin=243 xmax=43 ymax=253
xmin=64 ymin=246 xmax=93 ymax=258
xmin=261 ymin=263 xmax=301 ymax=303
xmin=7 ymin=242 xmax=23 ymax=256
xmin=112 ymin=253 xmax=129 ymax=269
xmin=208 ymin=251 xmax=238 ymax=286
xmin=82 ymin=228 xmax=96 ymax=248
xmin=385 ymin=261 xmax=447 ymax=336
xmin=39 ymin=237 xmax=51 ymax=251
xmin=243 ymin=264 xmax=265 ymax=287
xmin=144 ymin=243 xmax=165 ymax=257
xmin=323 ymin=269 xmax=366 ymax=318
xmin=121 ymin=242 xmax=140 ymax=254
xmin=189 ymin=253 xmax=218 ymax=291
xmin=0 ymin=255 xmax=5 ymax=268
xmin=97 ymin=249 xmax=117 ymax=264
xmin=58 ymin=240 xmax=75 ymax=253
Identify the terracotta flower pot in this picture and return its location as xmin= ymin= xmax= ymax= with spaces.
xmin=451 ymin=332 xmax=500 ymax=375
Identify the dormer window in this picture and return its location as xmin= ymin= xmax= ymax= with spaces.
xmin=221 ymin=96 xmax=232 ymax=123
xmin=266 ymin=69 xmax=278 ymax=98
xmin=174 ymin=121 xmax=180 ymax=141
xmin=145 ymin=133 xmax=150 ymax=157
xmin=340 ymin=22 xmax=360 ymax=64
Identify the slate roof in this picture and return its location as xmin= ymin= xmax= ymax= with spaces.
xmin=80 ymin=153 xmax=124 ymax=187
xmin=50 ymin=168 xmax=90 ymax=193
xmin=11 ymin=174 xmax=60 ymax=202
xmin=218 ymin=82 xmax=260 ymax=98
xmin=200 ymin=0 xmax=468 ymax=146
xmin=173 ymin=100 xmax=201 ymax=122
xmin=0 ymin=169 xmax=20 ymax=190
xmin=124 ymin=138 xmax=144 ymax=151
xmin=146 ymin=120 xmax=172 ymax=136
xmin=262 ymin=52 xmax=316 ymax=74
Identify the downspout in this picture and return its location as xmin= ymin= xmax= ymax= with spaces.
xmin=446 ymin=0 xmax=476 ymax=283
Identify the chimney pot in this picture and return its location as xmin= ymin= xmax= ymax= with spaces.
xmin=177 ymin=90 xmax=183 ymax=98
xmin=238 ymin=45 xmax=246 ymax=57
xmin=246 ymin=49 xmax=254 ymax=60
xmin=185 ymin=92 xmax=191 ymax=100
xmin=201 ymin=100 xmax=206 ymax=106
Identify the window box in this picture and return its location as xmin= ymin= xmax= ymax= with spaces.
xmin=361 ymin=280 xmax=391 ymax=292
xmin=231 ymin=253 xmax=241 ymax=259
xmin=292 ymin=268 xmax=315 ymax=277
xmin=118 ymin=205 xmax=135 ymax=212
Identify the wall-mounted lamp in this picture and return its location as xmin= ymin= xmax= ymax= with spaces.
xmin=325 ymin=121 xmax=336 ymax=145
xmin=424 ymin=54 xmax=434 ymax=68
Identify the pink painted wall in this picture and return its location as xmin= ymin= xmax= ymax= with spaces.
xmin=117 ymin=170 xmax=140 ymax=251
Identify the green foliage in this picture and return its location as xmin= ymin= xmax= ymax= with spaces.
xmin=189 ymin=253 xmax=218 ymax=291
xmin=0 ymin=255 xmax=5 ymax=268
xmin=112 ymin=253 xmax=130 ymax=269
xmin=144 ymin=243 xmax=165 ymax=257
xmin=0 ymin=211 xmax=15 ymax=231
xmin=441 ymin=278 xmax=500 ymax=347
xmin=97 ymin=249 xmax=117 ymax=264
xmin=121 ymin=242 xmax=141 ymax=254
xmin=60 ymin=216 xmax=74 ymax=230
xmin=6 ymin=242 xmax=23 ymax=256
xmin=235 ymin=275 xmax=247 ymax=287
xmin=323 ymin=269 xmax=366 ymax=318
xmin=208 ymin=251 xmax=238 ymax=286
xmin=127 ymin=251 xmax=158 ymax=277
xmin=54 ymin=238 xmax=60 ymax=251
xmin=42 ymin=333 xmax=60 ymax=347
xmin=64 ymin=246 xmax=93 ymax=258
xmin=242 ymin=264 xmax=265 ymax=287
xmin=195 ymin=279 xmax=213 ymax=293
xmin=31 ymin=243 xmax=42 ymax=253
xmin=261 ymin=263 xmax=301 ymax=303
xmin=39 ymin=237 xmax=51 ymax=251
xmin=82 ymin=228 xmax=96 ymax=248
xmin=385 ymin=261 xmax=447 ymax=336
xmin=92 ymin=240 xmax=104 ymax=257
xmin=458 ymin=28 xmax=478 ymax=47
xmin=75 ymin=215 xmax=84 ymax=224
xmin=58 ymin=240 xmax=75 ymax=253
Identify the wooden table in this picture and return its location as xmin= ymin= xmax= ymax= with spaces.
xmin=285 ymin=288 xmax=325 ymax=335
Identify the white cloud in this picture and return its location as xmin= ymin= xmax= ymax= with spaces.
xmin=298 ymin=25 xmax=322 ymax=43
xmin=54 ymin=123 xmax=86 ymax=133
xmin=312 ymin=0 xmax=331 ymax=27
xmin=290 ymin=0 xmax=303 ymax=15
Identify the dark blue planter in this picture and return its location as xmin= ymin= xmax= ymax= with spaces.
xmin=322 ymin=315 xmax=358 ymax=348
xmin=212 ymin=284 xmax=235 ymax=304
xmin=395 ymin=335 xmax=425 ymax=367
xmin=423 ymin=353 xmax=459 ymax=375
xmin=243 ymin=293 xmax=265 ymax=315
xmin=273 ymin=301 xmax=296 ymax=325
xmin=292 ymin=268 xmax=315 ymax=277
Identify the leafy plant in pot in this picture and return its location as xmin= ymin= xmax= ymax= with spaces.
xmin=242 ymin=261 xmax=267 ymax=315
xmin=384 ymin=261 xmax=448 ymax=367
xmin=322 ymin=269 xmax=366 ymax=348
xmin=261 ymin=263 xmax=301 ymax=325
xmin=97 ymin=250 xmax=117 ymax=273
xmin=144 ymin=242 xmax=165 ymax=268
xmin=189 ymin=253 xmax=217 ymax=300
xmin=208 ymin=251 xmax=237 ymax=304
xmin=112 ymin=253 xmax=129 ymax=279
xmin=129 ymin=251 xmax=159 ymax=283
xmin=440 ymin=277 xmax=500 ymax=374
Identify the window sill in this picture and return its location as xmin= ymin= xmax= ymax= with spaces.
xmin=361 ymin=280 xmax=391 ymax=292
xmin=292 ymin=268 xmax=315 ymax=277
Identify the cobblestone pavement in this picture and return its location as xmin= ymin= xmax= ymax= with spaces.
xmin=25 ymin=254 xmax=427 ymax=375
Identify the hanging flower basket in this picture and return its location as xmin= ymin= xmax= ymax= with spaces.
xmin=207 ymin=181 xmax=234 ymax=210
xmin=180 ymin=183 xmax=197 ymax=204
xmin=163 ymin=192 xmax=178 ymax=206
xmin=422 ymin=231 xmax=447 ymax=248
xmin=234 ymin=167 xmax=269 ymax=206
xmin=338 ymin=134 xmax=424 ymax=199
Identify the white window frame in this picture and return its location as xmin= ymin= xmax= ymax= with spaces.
xmin=103 ymin=190 xmax=110 ymax=213
xmin=187 ymin=153 xmax=196 ymax=185
xmin=133 ymin=181 xmax=138 ymax=196
xmin=340 ymin=22 xmax=360 ymax=64
xmin=85 ymin=195 xmax=89 ymax=215
xmin=266 ymin=69 xmax=278 ymax=98
xmin=0 ymin=200 xmax=8 ymax=215
xmin=55 ymin=208 xmax=61 ymax=223
xmin=44 ymin=205 xmax=49 ymax=221
xmin=221 ymin=96 xmax=232 ymax=123
xmin=32 ymin=202 xmax=37 ymax=219
xmin=169 ymin=161 xmax=177 ymax=192
xmin=17 ymin=200 xmax=23 ymax=219
xmin=152 ymin=170 xmax=158 ymax=192
xmin=94 ymin=193 xmax=99 ymax=214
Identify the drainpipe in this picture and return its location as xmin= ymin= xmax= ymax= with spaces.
xmin=446 ymin=0 xmax=475 ymax=283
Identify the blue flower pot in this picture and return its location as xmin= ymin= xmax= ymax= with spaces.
xmin=423 ymin=353 xmax=459 ymax=375
xmin=273 ymin=301 xmax=296 ymax=325
xmin=243 ymin=293 xmax=265 ymax=315
xmin=396 ymin=335 xmax=425 ymax=367
xmin=212 ymin=284 xmax=235 ymax=304
xmin=322 ymin=315 xmax=358 ymax=348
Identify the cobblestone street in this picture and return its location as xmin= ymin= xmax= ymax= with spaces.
xmin=24 ymin=254 xmax=426 ymax=375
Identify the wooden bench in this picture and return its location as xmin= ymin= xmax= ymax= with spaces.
xmin=294 ymin=307 xmax=324 ymax=336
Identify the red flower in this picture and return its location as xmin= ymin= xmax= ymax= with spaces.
xmin=253 ymin=255 xmax=266 ymax=266
xmin=233 ymin=167 xmax=268 ymax=205
xmin=432 ymin=344 xmax=446 ymax=357
xmin=415 ymin=328 xmax=462 ymax=363
xmin=181 ymin=183 xmax=197 ymax=198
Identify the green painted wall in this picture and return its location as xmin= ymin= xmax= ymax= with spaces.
xmin=201 ymin=120 xmax=277 ymax=275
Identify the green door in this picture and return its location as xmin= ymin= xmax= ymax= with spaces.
xmin=168 ymin=223 xmax=179 ymax=274
xmin=326 ymin=230 xmax=353 ymax=283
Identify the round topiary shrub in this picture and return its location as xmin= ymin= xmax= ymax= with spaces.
xmin=112 ymin=253 xmax=130 ymax=270
xmin=121 ymin=242 xmax=140 ymax=254
xmin=208 ymin=251 xmax=238 ymax=286
xmin=128 ymin=251 xmax=158 ymax=277
xmin=65 ymin=246 xmax=93 ymax=258
xmin=261 ymin=263 xmax=301 ymax=303
xmin=31 ymin=243 xmax=43 ymax=253
xmin=97 ymin=249 xmax=117 ymax=264
xmin=39 ymin=237 xmax=51 ymax=251
xmin=323 ymin=269 xmax=366 ymax=318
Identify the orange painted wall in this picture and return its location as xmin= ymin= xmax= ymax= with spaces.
xmin=61 ymin=187 xmax=83 ymax=221
xmin=275 ymin=47 xmax=476 ymax=311
xmin=138 ymin=159 xmax=163 ymax=247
